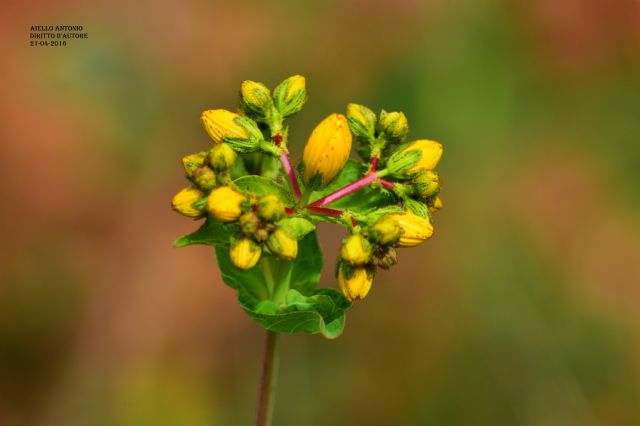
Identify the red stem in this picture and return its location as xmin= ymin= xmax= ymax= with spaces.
xmin=308 ymin=173 xmax=377 ymax=207
xmin=274 ymin=134 xmax=302 ymax=200
xmin=306 ymin=206 xmax=343 ymax=216
xmin=371 ymin=156 xmax=379 ymax=172
xmin=378 ymin=178 xmax=395 ymax=189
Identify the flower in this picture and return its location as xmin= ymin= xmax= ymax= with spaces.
xmin=191 ymin=166 xmax=216 ymax=191
xmin=208 ymin=143 xmax=237 ymax=171
xmin=240 ymin=80 xmax=273 ymax=121
xmin=267 ymin=228 xmax=298 ymax=260
xmin=413 ymin=170 xmax=440 ymax=199
xmin=206 ymin=186 xmax=246 ymax=222
xmin=388 ymin=212 xmax=434 ymax=247
xmin=230 ymin=238 xmax=262 ymax=270
xmin=377 ymin=110 xmax=408 ymax=143
xmin=257 ymin=194 xmax=285 ymax=222
xmin=346 ymin=103 xmax=377 ymax=139
xmin=401 ymin=139 xmax=443 ymax=174
xmin=340 ymin=234 xmax=372 ymax=266
xmin=273 ymin=75 xmax=306 ymax=117
xmin=338 ymin=266 xmax=373 ymax=302
xmin=302 ymin=113 xmax=352 ymax=187
xmin=182 ymin=152 xmax=207 ymax=178
xmin=368 ymin=216 xmax=402 ymax=246
xmin=428 ymin=195 xmax=443 ymax=213
xmin=201 ymin=109 xmax=251 ymax=144
xmin=172 ymin=187 xmax=205 ymax=218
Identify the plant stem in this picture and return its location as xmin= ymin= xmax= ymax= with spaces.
xmin=279 ymin=152 xmax=302 ymax=200
xmin=255 ymin=330 xmax=280 ymax=426
xmin=308 ymin=172 xmax=377 ymax=207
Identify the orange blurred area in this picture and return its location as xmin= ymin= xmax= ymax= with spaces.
xmin=2 ymin=0 xmax=640 ymax=425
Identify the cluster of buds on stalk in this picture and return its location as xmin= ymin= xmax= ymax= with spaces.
xmin=172 ymin=75 xmax=444 ymax=307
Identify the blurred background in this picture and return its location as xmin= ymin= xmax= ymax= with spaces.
xmin=2 ymin=0 xmax=640 ymax=424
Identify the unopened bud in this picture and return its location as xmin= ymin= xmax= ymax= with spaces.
xmin=255 ymin=228 xmax=270 ymax=243
xmin=340 ymin=234 xmax=372 ymax=266
xmin=230 ymin=238 xmax=262 ymax=270
xmin=388 ymin=212 xmax=434 ymax=247
xmin=240 ymin=80 xmax=273 ymax=122
xmin=201 ymin=109 xmax=263 ymax=153
xmin=240 ymin=212 xmax=260 ymax=236
xmin=428 ymin=195 xmax=443 ymax=213
xmin=182 ymin=152 xmax=207 ymax=178
xmin=373 ymin=247 xmax=397 ymax=270
xmin=368 ymin=216 xmax=402 ymax=246
xmin=267 ymin=228 xmax=298 ymax=260
xmin=273 ymin=75 xmax=306 ymax=117
xmin=172 ymin=187 xmax=205 ymax=218
xmin=401 ymin=140 xmax=443 ymax=174
xmin=191 ymin=166 xmax=217 ymax=191
xmin=208 ymin=143 xmax=237 ymax=172
xmin=206 ymin=186 xmax=246 ymax=222
xmin=346 ymin=103 xmax=377 ymax=140
xmin=338 ymin=265 xmax=374 ymax=302
xmin=377 ymin=110 xmax=408 ymax=144
xmin=302 ymin=113 xmax=352 ymax=188
xmin=413 ymin=170 xmax=440 ymax=199
xmin=257 ymin=194 xmax=285 ymax=222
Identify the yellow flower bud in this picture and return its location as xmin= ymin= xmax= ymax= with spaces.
xmin=340 ymin=234 xmax=372 ymax=266
xmin=338 ymin=266 xmax=373 ymax=302
xmin=240 ymin=211 xmax=260 ymax=236
xmin=413 ymin=170 xmax=440 ymax=199
xmin=191 ymin=166 xmax=216 ymax=191
xmin=346 ymin=103 xmax=376 ymax=139
xmin=378 ymin=110 xmax=408 ymax=143
xmin=368 ymin=216 xmax=402 ymax=246
xmin=273 ymin=75 xmax=307 ymax=117
xmin=401 ymin=140 xmax=443 ymax=174
xmin=240 ymin=80 xmax=273 ymax=121
xmin=230 ymin=238 xmax=262 ymax=270
xmin=206 ymin=186 xmax=246 ymax=222
xmin=172 ymin=187 xmax=205 ymax=218
xmin=428 ymin=195 xmax=443 ymax=213
xmin=208 ymin=143 xmax=237 ymax=172
xmin=267 ymin=228 xmax=298 ymax=260
xmin=302 ymin=113 xmax=352 ymax=188
xmin=257 ymin=194 xmax=285 ymax=222
xmin=388 ymin=212 xmax=434 ymax=247
xmin=182 ymin=152 xmax=207 ymax=178
xmin=200 ymin=109 xmax=250 ymax=144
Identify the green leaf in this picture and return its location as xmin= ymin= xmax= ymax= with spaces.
xmin=276 ymin=217 xmax=315 ymax=240
xmin=234 ymin=175 xmax=295 ymax=206
xmin=174 ymin=220 xmax=239 ymax=248
xmin=213 ymin=231 xmax=351 ymax=338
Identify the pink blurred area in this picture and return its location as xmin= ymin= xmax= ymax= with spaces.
xmin=2 ymin=0 xmax=640 ymax=425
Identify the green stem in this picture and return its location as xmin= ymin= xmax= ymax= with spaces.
xmin=255 ymin=330 xmax=280 ymax=426
xmin=261 ymin=259 xmax=276 ymax=297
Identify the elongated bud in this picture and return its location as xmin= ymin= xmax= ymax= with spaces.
xmin=239 ymin=211 xmax=260 ymax=236
xmin=368 ymin=216 xmax=402 ymax=246
xmin=230 ymin=238 xmax=262 ymax=270
xmin=402 ymin=140 xmax=443 ymax=174
xmin=346 ymin=103 xmax=377 ymax=140
xmin=413 ymin=170 xmax=440 ymax=199
xmin=240 ymin=80 xmax=273 ymax=122
xmin=257 ymin=194 xmax=285 ymax=222
xmin=191 ymin=166 xmax=216 ymax=191
xmin=267 ymin=228 xmax=298 ymax=260
xmin=428 ymin=195 xmax=443 ymax=213
xmin=338 ymin=265 xmax=373 ymax=302
xmin=340 ymin=234 xmax=372 ymax=266
xmin=377 ymin=110 xmax=408 ymax=144
xmin=201 ymin=109 xmax=265 ymax=153
xmin=208 ymin=143 xmax=237 ymax=172
xmin=388 ymin=212 xmax=434 ymax=247
xmin=372 ymin=247 xmax=397 ymax=270
xmin=302 ymin=113 xmax=352 ymax=188
xmin=273 ymin=75 xmax=306 ymax=117
xmin=172 ymin=187 xmax=205 ymax=218
xmin=206 ymin=186 xmax=246 ymax=222
xmin=182 ymin=152 xmax=207 ymax=178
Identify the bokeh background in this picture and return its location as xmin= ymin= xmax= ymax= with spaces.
xmin=2 ymin=0 xmax=640 ymax=425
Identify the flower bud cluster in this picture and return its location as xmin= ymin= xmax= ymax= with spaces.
xmin=173 ymin=75 xmax=445 ymax=308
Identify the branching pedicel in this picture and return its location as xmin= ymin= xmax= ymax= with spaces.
xmin=172 ymin=75 xmax=443 ymax=423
